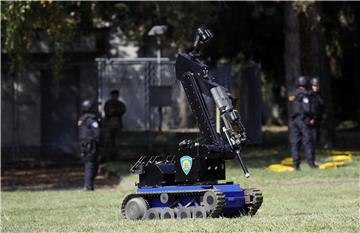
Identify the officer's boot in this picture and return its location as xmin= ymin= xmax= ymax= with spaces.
xmin=292 ymin=153 xmax=301 ymax=171
xmin=309 ymin=161 xmax=319 ymax=169
xmin=307 ymin=154 xmax=319 ymax=169
xmin=292 ymin=158 xmax=301 ymax=170
xmin=293 ymin=163 xmax=301 ymax=171
xmin=307 ymin=156 xmax=318 ymax=168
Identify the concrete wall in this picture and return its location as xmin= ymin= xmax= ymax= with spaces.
xmin=1 ymin=69 xmax=42 ymax=147
xmin=1 ymin=62 xmax=98 ymax=162
xmin=0 ymin=28 xmax=137 ymax=163
xmin=1 ymin=71 xmax=14 ymax=147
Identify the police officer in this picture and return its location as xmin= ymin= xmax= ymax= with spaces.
xmin=289 ymin=76 xmax=317 ymax=170
xmin=309 ymin=77 xmax=325 ymax=151
xmin=104 ymin=90 xmax=126 ymax=161
xmin=78 ymin=100 xmax=101 ymax=191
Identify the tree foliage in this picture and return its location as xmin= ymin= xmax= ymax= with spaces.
xmin=2 ymin=1 xmax=34 ymax=77
xmin=1 ymin=1 xmax=359 ymax=126
xmin=2 ymin=1 xmax=78 ymax=81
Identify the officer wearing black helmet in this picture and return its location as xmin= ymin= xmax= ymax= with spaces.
xmin=288 ymin=76 xmax=317 ymax=170
xmin=309 ymin=77 xmax=325 ymax=151
xmin=78 ymin=99 xmax=101 ymax=190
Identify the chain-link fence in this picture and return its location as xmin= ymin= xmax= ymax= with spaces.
xmin=96 ymin=58 xmax=182 ymax=131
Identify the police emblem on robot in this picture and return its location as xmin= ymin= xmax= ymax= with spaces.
xmin=180 ymin=156 xmax=193 ymax=175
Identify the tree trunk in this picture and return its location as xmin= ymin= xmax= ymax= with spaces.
xmin=284 ymin=2 xmax=301 ymax=127
xmin=354 ymin=13 xmax=360 ymax=125
xmin=302 ymin=2 xmax=335 ymax=147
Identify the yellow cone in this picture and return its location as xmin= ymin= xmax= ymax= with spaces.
xmin=267 ymin=164 xmax=295 ymax=172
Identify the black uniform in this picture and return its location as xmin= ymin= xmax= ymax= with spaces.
xmin=309 ymin=91 xmax=324 ymax=149
xmin=289 ymin=88 xmax=316 ymax=169
xmin=78 ymin=112 xmax=101 ymax=190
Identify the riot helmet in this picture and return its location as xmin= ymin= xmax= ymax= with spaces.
xmin=297 ymin=76 xmax=308 ymax=87
xmin=81 ymin=99 xmax=96 ymax=112
xmin=310 ymin=77 xmax=320 ymax=86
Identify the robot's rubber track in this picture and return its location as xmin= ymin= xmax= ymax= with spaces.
xmin=244 ymin=188 xmax=263 ymax=216
xmin=208 ymin=190 xmax=225 ymax=217
xmin=121 ymin=189 xmax=225 ymax=219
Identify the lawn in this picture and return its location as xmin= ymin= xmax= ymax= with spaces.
xmin=2 ymin=151 xmax=359 ymax=233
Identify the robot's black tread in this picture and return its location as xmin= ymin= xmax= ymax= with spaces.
xmin=244 ymin=188 xmax=263 ymax=216
xmin=208 ymin=189 xmax=225 ymax=218
xmin=121 ymin=189 xmax=225 ymax=219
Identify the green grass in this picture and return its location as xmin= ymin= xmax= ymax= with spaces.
xmin=2 ymin=154 xmax=360 ymax=233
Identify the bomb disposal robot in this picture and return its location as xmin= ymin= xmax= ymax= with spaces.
xmin=121 ymin=27 xmax=263 ymax=220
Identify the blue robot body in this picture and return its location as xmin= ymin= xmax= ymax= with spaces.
xmin=137 ymin=184 xmax=246 ymax=213
xmin=121 ymin=27 xmax=262 ymax=220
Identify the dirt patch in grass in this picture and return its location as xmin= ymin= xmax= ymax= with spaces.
xmin=1 ymin=166 xmax=120 ymax=191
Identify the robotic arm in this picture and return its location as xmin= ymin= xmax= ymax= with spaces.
xmin=175 ymin=27 xmax=250 ymax=178
xmin=210 ymin=86 xmax=250 ymax=178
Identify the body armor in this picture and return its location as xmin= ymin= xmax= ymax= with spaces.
xmin=78 ymin=113 xmax=101 ymax=158
xmin=290 ymin=89 xmax=311 ymax=119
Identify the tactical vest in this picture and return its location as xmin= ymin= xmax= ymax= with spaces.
xmin=78 ymin=113 xmax=100 ymax=141
xmin=290 ymin=89 xmax=311 ymax=118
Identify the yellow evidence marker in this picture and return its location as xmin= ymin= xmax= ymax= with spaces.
xmin=272 ymin=153 xmax=353 ymax=171
xmin=331 ymin=155 xmax=352 ymax=163
xmin=319 ymin=161 xmax=345 ymax=169
xmin=267 ymin=164 xmax=295 ymax=172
